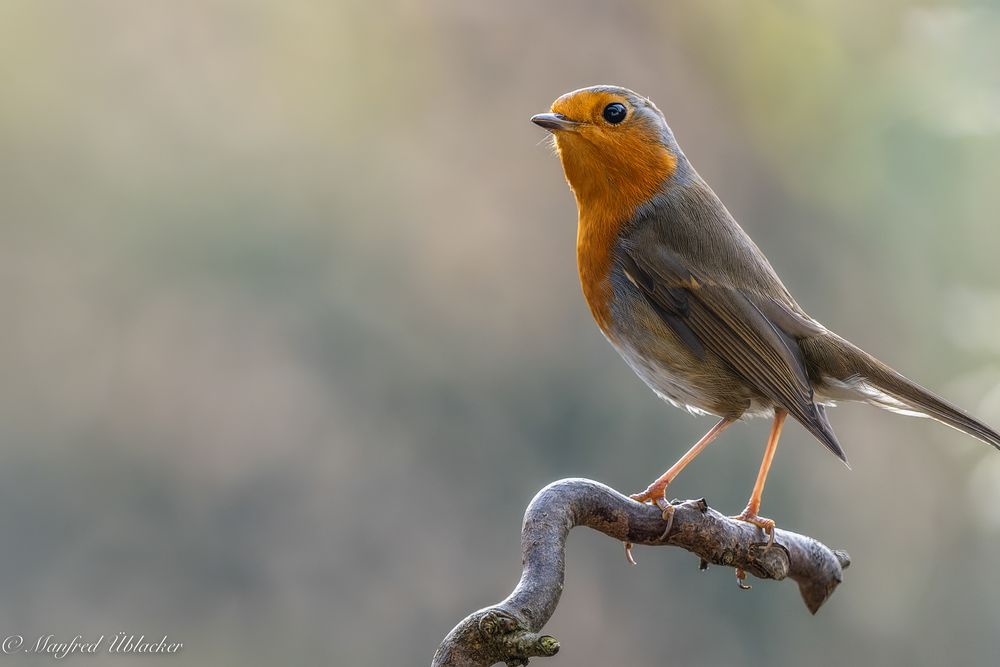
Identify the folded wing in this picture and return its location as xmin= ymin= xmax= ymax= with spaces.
xmin=621 ymin=243 xmax=848 ymax=463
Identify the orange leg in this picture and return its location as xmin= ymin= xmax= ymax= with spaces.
xmin=630 ymin=417 xmax=734 ymax=504
xmin=732 ymin=409 xmax=787 ymax=544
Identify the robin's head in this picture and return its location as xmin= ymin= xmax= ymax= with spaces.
xmin=532 ymin=86 xmax=682 ymax=217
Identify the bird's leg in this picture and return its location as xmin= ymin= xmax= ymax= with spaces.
xmin=630 ymin=417 xmax=734 ymax=505
xmin=732 ymin=409 xmax=787 ymax=547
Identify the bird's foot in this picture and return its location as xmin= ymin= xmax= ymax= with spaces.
xmin=623 ymin=496 xmax=676 ymax=565
xmin=731 ymin=508 xmax=776 ymax=549
xmin=629 ymin=481 xmax=670 ymax=505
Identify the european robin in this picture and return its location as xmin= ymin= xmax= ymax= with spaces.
xmin=531 ymin=85 xmax=1000 ymax=548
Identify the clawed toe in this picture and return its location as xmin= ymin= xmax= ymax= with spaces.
xmin=732 ymin=511 xmax=776 ymax=549
xmin=735 ymin=567 xmax=752 ymax=590
xmin=623 ymin=496 xmax=677 ymax=563
xmin=654 ymin=498 xmax=675 ymax=539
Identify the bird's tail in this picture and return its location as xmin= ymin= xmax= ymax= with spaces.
xmin=804 ymin=334 xmax=1000 ymax=451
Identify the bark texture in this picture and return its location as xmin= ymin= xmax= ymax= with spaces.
xmin=432 ymin=478 xmax=850 ymax=667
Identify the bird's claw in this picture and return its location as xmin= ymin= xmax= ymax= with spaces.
xmin=735 ymin=567 xmax=752 ymax=590
xmin=731 ymin=511 xmax=776 ymax=551
xmin=654 ymin=497 xmax=675 ymax=540
xmin=624 ymin=541 xmax=637 ymax=566
xmin=624 ymin=496 xmax=675 ymax=563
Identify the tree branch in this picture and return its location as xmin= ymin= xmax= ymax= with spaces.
xmin=433 ymin=478 xmax=850 ymax=667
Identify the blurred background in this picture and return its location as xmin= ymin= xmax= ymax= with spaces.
xmin=3 ymin=1 xmax=1000 ymax=665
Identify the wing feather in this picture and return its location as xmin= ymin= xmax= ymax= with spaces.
xmin=621 ymin=244 xmax=847 ymax=462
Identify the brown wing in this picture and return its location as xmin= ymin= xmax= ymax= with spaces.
xmin=620 ymin=243 xmax=847 ymax=463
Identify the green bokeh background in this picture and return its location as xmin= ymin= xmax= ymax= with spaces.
xmin=3 ymin=1 xmax=1000 ymax=665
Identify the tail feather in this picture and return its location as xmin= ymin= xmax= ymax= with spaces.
xmin=862 ymin=364 xmax=1000 ymax=450
xmin=808 ymin=335 xmax=1000 ymax=451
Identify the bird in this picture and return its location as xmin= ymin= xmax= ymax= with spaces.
xmin=531 ymin=85 xmax=1000 ymax=551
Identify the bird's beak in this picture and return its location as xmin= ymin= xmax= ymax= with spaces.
xmin=530 ymin=113 xmax=579 ymax=133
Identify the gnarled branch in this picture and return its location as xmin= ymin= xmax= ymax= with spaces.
xmin=433 ymin=478 xmax=849 ymax=667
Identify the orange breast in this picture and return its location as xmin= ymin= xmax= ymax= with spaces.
xmin=560 ymin=129 xmax=676 ymax=334
xmin=576 ymin=208 xmax=622 ymax=333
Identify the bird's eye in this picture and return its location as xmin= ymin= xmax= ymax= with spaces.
xmin=602 ymin=103 xmax=627 ymax=124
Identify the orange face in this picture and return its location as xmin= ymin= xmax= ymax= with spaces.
xmin=533 ymin=86 xmax=678 ymax=220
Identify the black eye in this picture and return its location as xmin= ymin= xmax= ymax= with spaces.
xmin=602 ymin=103 xmax=627 ymax=124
